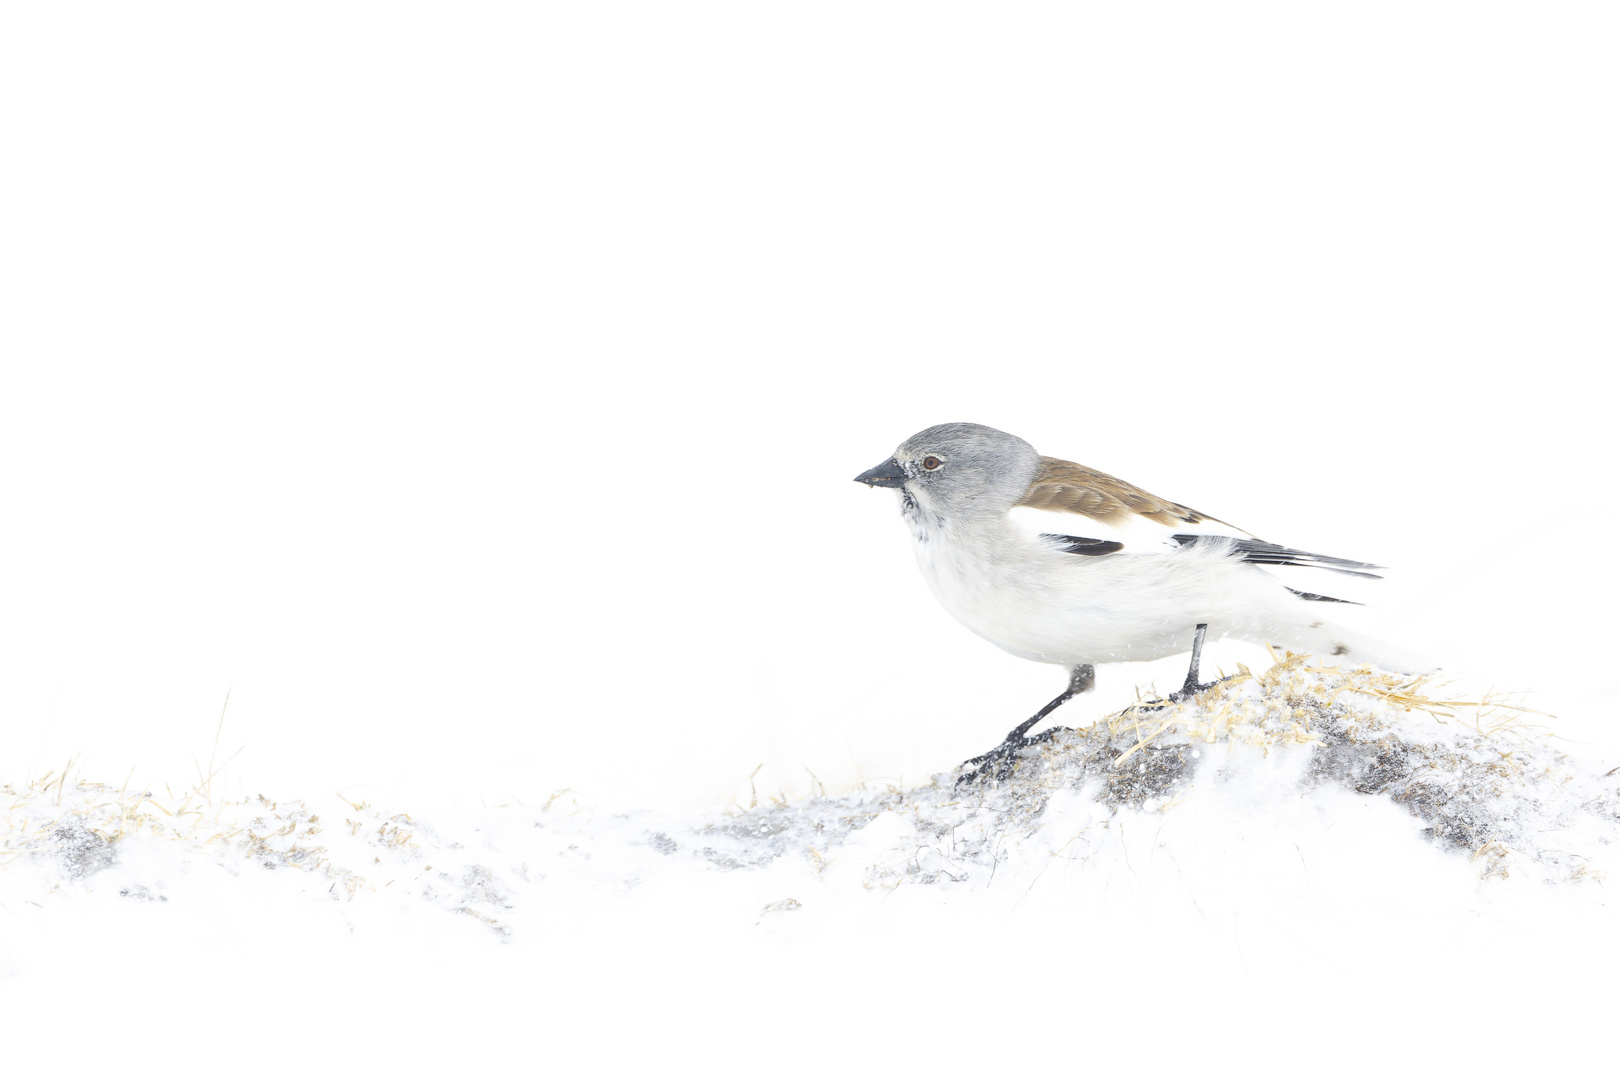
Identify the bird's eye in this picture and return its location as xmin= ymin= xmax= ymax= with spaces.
xmin=921 ymin=456 xmax=943 ymax=471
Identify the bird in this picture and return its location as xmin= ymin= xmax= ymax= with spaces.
xmin=853 ymin=422 xmax=1425 ymax=784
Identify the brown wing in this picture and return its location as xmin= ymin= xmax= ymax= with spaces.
xmin=1015 ymin=456 xmax=1238 ymax=531
xmin=1016 ymin=457 xmax=1383 ymax=577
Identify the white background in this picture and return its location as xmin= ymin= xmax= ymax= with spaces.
xmin=3 ymin=2 xmax=1616 ymax=817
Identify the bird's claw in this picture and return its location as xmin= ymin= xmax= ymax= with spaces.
xmin=1137 ymin=672 xmax=1245 ymax=711
xmin=955 ymin=719 xmax=1069 ymax=788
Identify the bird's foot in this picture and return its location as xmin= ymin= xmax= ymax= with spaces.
xmin=1138 ymin=673 xmax=1245 ymax=711
xmin=955 ymin=718 xmax=1069 ymax=788
xmin=1169 ymin=678 xmax=1221 ymax=703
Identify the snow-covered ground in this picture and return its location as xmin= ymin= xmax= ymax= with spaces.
xmin=8 ymin=654 xmax=1620 ymax=1070
xmin=5 ymin=3 xmax=1618 ymax=1073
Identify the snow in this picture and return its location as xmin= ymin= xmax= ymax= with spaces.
xmin=5 ymin=2 xmax=1620 ymax=1074
xmin=8 ymin=657 xmax=1620 ymax=1069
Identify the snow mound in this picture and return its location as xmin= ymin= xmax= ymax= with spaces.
xmin=5 ymin=652 xmax=1615 ymax=946
xmin=700 ymin=651 xmax=1620 ymax=889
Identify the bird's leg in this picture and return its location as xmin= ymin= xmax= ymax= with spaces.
xmin=957 ymin=664 xmax=1095 ymax=787
xmin=1138 ymin=625 xmax=1232 ymax=710
xmin=1165 ymin=623 xmax=1241 ymax=702
xmin=1170 ymin=623 xmax=1212 ymax=701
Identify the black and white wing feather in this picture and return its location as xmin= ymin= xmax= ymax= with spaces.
xmin=1009 ymin=457 xmax=1383 ymax=594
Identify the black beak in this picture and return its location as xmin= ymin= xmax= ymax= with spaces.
xmin=854 ymin=457 xmax=908 ymax=488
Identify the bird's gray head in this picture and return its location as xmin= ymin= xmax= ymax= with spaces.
xmin=854 ymin=422 xmax=1041 ymax=519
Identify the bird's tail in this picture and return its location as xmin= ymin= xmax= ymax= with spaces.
xmin=1251 ymin=618 xmax=1434 ymax=676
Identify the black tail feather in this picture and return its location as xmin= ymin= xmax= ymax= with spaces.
xmin=1172 ymin=534 xmax=1385 ymax=580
